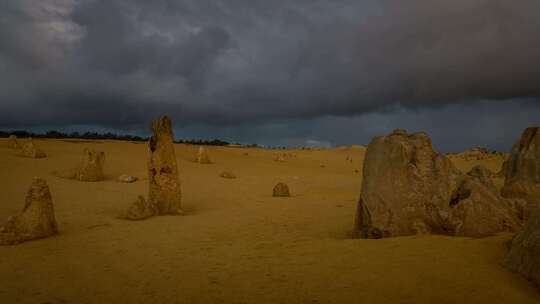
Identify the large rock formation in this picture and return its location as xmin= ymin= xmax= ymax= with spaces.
xmin=74 ymin=148 xmax=106 ymax=182
xmin=0 ymin=178 xmax=58 ymax=245
xmin=18 ymin=139 xmax=46 ymax=158
xmin=7 ymin=135 xmax=21 ymax=149
xmin=196 ymin=146 xmax=212 ymax=164
xmin=353 ymin=129 xmax=521 ymax=238
xmin=504 ymin=212 xmax=540 ymax=290
xmin=126 ymin=116 xmax=182 ymax=219
xmin=148 ymin=116 xmax=182 ymax=215
xmin=501 ymin=127 xmax=540 ymax=214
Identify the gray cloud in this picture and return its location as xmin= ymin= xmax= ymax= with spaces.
xmin=0 ymin=0 xmax=539 ymax=148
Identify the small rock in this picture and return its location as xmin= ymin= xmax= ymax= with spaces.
xmin=196 ymin=146 xmax=212 ymax=164
xmin=219 ymin=169 xmax=236 ymax=179
xmin=273 ymin=182 xmax=290 ymax=197
xmin=126 ymin=196 xmax=157 ymax=220
xmin=17 ymin=139 xmax=46 ymax=158
xmin=0 ymin=178 xmax=58 ymax=245
xmin=118 ymin=174 xmax=138 ymax=183
xmin=7 ymin=135 xmax=21 ymax=149
xmin=75 ymin=148 xmax=105 ymax=182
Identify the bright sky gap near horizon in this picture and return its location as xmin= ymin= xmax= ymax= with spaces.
xmin=0 ymin=1 xmax=539 ymax=151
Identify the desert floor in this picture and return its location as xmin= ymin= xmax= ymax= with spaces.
xmin=0 ymin=138 xmax=539 ymax=304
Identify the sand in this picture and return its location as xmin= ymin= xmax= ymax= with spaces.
xmin=0 ymin=139 xmax=538 ymax=304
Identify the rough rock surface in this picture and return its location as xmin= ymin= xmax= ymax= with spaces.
xmin=126 ymin=196 xmax=157 ymax=220
xmin=147 ymin=116 xmax=182 ymax=215
xmin=504 ymin=212 xmax=540 ymax=290
xmin=273 ymin=182 xmax=290 ymax=197
xmin=353 ymin=129 xmax=520 ymax=238
xmin=196 ymin=146 xmax=212 ymax=164
xmin=501 ymin=127 xmax=540 ymax=213
xmin=0 ymin=178 xmax=58 ymax=245
xmin=18 ymin=139 xmax=46 ymax=158
xmin=220 ymin=169 xmax=236 ymax=179
xmin=74 ymin=148 xmax=105 ymax=182
xmin=467 ymin=165 xmax=496 ymax=190
xmin=7 ymin=135 xmax=21 ymax=149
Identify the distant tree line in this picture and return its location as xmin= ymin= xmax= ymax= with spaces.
xmin=0 ymin=130 xmax=237 ymax=146
xmin=173 ymin=138 xmax=231 ymax=146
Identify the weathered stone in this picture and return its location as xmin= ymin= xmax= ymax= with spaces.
xmin=0 ymin=178 xmax=58 ymax=245
xmin=353 ymin=129 xmax=520 ymax=238
xmin=17 ymin=139 xmax=46 ymax=158
xmin=196 ymin=146 xmax=212 ymax=164
xmin=118 ymin=174 xmax=138 ymax=183
xmin=74 ymin=148 xmax=105 ymax=182
xmin=501 ymin=127 xmax=540 ymax=214
xmin=126 ymin=196 xmax=157 ymax=220
xmin=7 ymin=135 xmax=21 ymax=149
xmin=504 ymin=212 xmax=540 ymax=290
xmin=147 ymin=116 xmax=182 ymax=215
xmin=273 ymin=182 xmax=290 ymax=197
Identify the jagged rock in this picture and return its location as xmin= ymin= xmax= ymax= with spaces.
xmin=220 ymin=169 xmax=236 ymax=179
xmin=74 ymin=148 xmax=105 ymax=182
xmin=501 ymin=127 xmax=540 ymax=214
xmin=118 ymin=174 xmax=138 ymax=183
xmin=126 ymin=196 xmax=157 ymax=220
xmin=7 ymin=135 xmax=21 ymax=149
xmin=196 ymin=146 xmax=212 ymax=164
xmin=17 ymin=139 xmax=46 ymax=158
xmin=146 ymin=116 xmax=182 ymax=215
xmin=0 ymin=178 xmax=58 ymax=245
xmin=353 ymin=129 xmax=520 ymax=238
xmin=504 ymin=212 xmax=540 ymax=290
xmin=273 ymin=182 xmax=290 ymax=197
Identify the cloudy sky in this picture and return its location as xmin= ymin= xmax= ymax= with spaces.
xmin=1 ymin=0 xmax=539 ymax=151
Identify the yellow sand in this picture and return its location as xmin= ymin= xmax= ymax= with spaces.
xmin=0 ymin=139 xmax=538 ymax=304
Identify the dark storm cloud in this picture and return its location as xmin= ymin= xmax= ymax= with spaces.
xmin=0 ymin=0 xmax=539 ymax=132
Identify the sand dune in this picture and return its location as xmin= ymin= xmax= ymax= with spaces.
xmin=0 ymin=138 xmax=539 ymax=303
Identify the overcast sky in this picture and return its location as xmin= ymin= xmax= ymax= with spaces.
xmin=1 ymin=0 xmax=539 ymax=151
